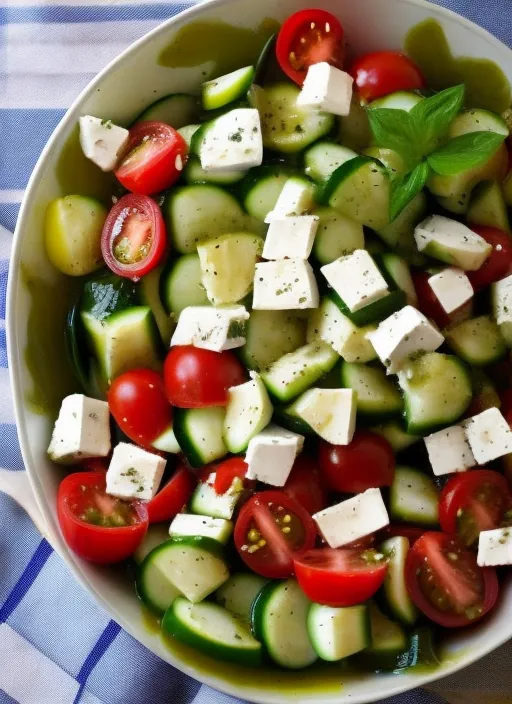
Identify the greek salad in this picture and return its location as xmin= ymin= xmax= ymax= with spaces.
xmin=45 ymin=7 xmax=512 ymax=672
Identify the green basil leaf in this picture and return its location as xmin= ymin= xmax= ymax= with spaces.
xmin=410 ymin=84 xmax=465 ymax=152
xmin=426 ymin=131 xmax=506 ymax=176
xmin=389 ymin=161 xmax=430 ymax=222
xmin=367 ymin=108 xmax=420 ymax=166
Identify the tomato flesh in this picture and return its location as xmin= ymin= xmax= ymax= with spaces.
xmin=147 ymin=465 xmax=196 ymax=524
xmin=467 ymin=225 xmax=512 ymax=291
xmin=213 ymin=457 xmax=250 ymax=495
xmin=283 ymin=454 xmax=327 ymax=515
xmin=350 ymin=51 xmax=425 ymax=102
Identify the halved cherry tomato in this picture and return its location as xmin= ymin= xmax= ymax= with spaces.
xmin=283 ymin=454 xmax=327 ymax=515
xmin=378 ymin=524 xmax=425 ymax=546
xmin=80 ymin=457 xmax=108 ymax=472
xmin=101 ymin=194 xmax=166 ymax=280
xmin=467 ymin=225 xmax=512 ymax=291
xmin=164 ymin=346 xmax=246 ymax=408
xmin=57 ymin=472 xmax=148 ymax=563
xmin=500 ymin=388 xmax=512 ymax=419
xmin=213 ymin=457 xmax=251 ymax=495
xmin=405 ymin=532 xmax=499 ymax=627
xmin=276 ymin=9 xmax=344 ymax=85
xmin=115 ymin=121 xmax=188 ymax=195
xmin=412 ymin=270 xmax=474 ymax=330
xmin=108 ymin=369 xmax=172 ymax=448
xmin=318 ymin=430 xmax=395 ymax=494
xmin=234 ymin=490 xmax=316 ymax=579
xmin=439 ymin=470 xmax=512 ymax=547
xmin=350 ymin=51 xmax=425 ymax=102
xmin=294 ymin=548 xmax=388 ymax=607
xmin=147 ymin=465 xmax=196 ymax=524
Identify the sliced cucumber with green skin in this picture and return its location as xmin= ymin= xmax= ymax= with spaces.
xmin=369 ymin=91 xmax=423 ymax=112
xmin=135 ymin=93 xmax=200 ymax=127
xmin=173 ymin=407 xmax=228 ymax=468
xmin=380 ymin=537 xmax=418 ymax=626
xmin=397 ymin=352 xmax=472 ymax=435
xmin=261 ymin=342 xmax=339 ymax=403
xmin=133 ymin=524 xmax=170 ymax=566
xmin=504 ymin=171 xmax=512 ymax=207
xmin=223 ymin=373 xmax=273 ymax=453
xmin=329 ymin=286 xmax=406 ymax=328
xmin=312 ymin=207 xmax=365 ymax=266
xmin=338 ymin=94 xmax=372 ymax=151
xmin=467 ymin=180 xmax=510 ymax=233
xmin=160 ymin=254 xmax=209 ymax=317
xmin=448 ymin=108 xmax=509 ymax=139
xmin=163 ymin=597 xmax=262 ymax=666
xmin=379 ymin=253 xmax=417 ymax=306
xmin=390 ymin=466 xmax=439 ymax=526
xmin=215 ymin=573 xmax=269 ymax=623
xmin=251 ymin=579 xmax=317 ymax=669
xmin=396 ymin=627 xmax=439 ymax=671
xmin=377 ymin=191 xmax=428 ymax=266
xmin=152 ymin=426 xmax=181 ymax=453
xmin=177 ymin=123 xmax=201 ymax=147
xmin=362 ymin=147 xmax=407 ymax=179
xmin=357 ymin=605 xmax=408 ymax=672
xmin=272 ymin=403 xmax=315 ymax=437
xmin=183 ymin=156 xmax=246 ymax=185
xmin=371 ymin=421 xmax=421 ymax=453
xmin=169 ymin=514 xmax=232 ymax=545
xmin=445 ymin=315 xmax=507 ymax=367
xmin=307 ymin=603 xmax=369 ymax=662
xmin=80 ymin=271 xmax=138 ymax=321
xmin=237 ymin=165 xmax=295 ymax=221
xmin=303 ymin=141 xmax=357 ymax=182
xmin=340 ymin=362 xmax=403 ymax=421
xmin=189 ymin=475 xmax=243 ymax=520
xmin=202 ymin=66 xmax=255 ymax=111
xmin=138 ymin=265 xmax=173 ymax=345
xmin=66 ymin=303 xmax=91 ymax=393
xmin=239 ymin=310 xmax=307 ymax=372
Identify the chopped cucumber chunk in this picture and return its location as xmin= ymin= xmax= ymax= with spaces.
xmin=381 ymin=536 xmax=418 ymax=626
xmin=240 ymin=310 xmax=307 ymax=371
xmin=307 ymin=603 xmax=369 ymax=661
xmin=202 ymin=66 xmax=255 ymax=111
xmin=224 ymin=373 xmax=273 ymax=453
xmin=161 ymin=253 xmax=209 ymax=317
xmin=445 ymin=315 xmax=507 ymax=367
xmin=390 ymin=466 xmax=439 ymax=526
xmin=215 ymin=573 xmax=268 ymax=623
xmin=312 ymin=207 xmax=365 ymax=265
xmin=173 ymin=407 xmax=228 ymax=468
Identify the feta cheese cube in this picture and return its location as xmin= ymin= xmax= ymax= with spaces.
xmin=424 ymin=424 xmax=476 ymax=476
xmin=169 ymin=513 xmax=233 ymax=545
xmin=245 ymin=424 xmax=304 ymax=486
xmin=313 ymin=488 xmax=389 ymax=548
xmin=321 ymin=250 xmax=390 ymax=313
xmin=307 ymin=298 xmax=377 ymax=363
xmin=199 ymin=108 xmax=263 ymax=172
xmin=253 ymin=259 xmax=319 ymax=310
xmin=477 ymin=527 xmax=512 ymax=567
xmin=106 ymin=443 xmax=166 ymax=501
xmin=414 ymin=215 xmax=492 ymax=271
xmin=296 ymin=62 xmax=353 ymax=116
xmin=367 ymin=306 xmax=444 ymax=373
xmin=262 ymin=216 xmax=319 ymax=260
xmin=265 ymin=177 xmax=315 ymax=222
xmin=170 ymin=305 xmax=249 ymax=352
xmin=47 ymin=394 xmax=110 ymax=464
xmin=79 ymin=116 xmax=129 ymax=172
xmin=492 ymin=274 xmax=512 ymax=346
xmin=428 ymin=268 xmax=474 ymax=314
xmin=463 ymin=407 xmax=512 ymax=464
xmin=292 ymin=388 xmax=357 ymax=445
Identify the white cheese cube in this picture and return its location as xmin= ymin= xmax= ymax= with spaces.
xmin=169 ymin=513 xmax=233 ymax=545
xmin=367 ymin=306 xmax=444 ymax=373
xmin=292 ymin=388 xmax=357 ymax=445
xmin=463 ymin=407 xmax=512 ymax=464
xmin=245 ymin=424 xmax=304 ymax=486
xmin=321 ymin=250 xmax=389 ymax=313
xmin=79 ymin=116 xmax=129 ymax=172
xmin=424 ymin=424 xmax=475 ymax=476
xmin=478 ymin=528 xmax=512 ymax=567
xmin=296 ymin=62 xmax=353 ymax=116
xmin=199 ymin=108 xmax=263 ymax=172
xmin=492 ymin=274 xmax=512 ymax=346
xmin=414 ymin=215 xmax=492 ymax=271
xmin=307 ymin=298 xmax=377 ymax=363
xmin=106 ymin=443 xmax=166 ymax=501
xmin=170 ymin=305 xmax=249 ymax=352
xmin=428 ymin=268 xmax=474 ymax=315
xmin=313 ymin=488 xmax=389 ymax=548
xmin=264 ymin=177 xmax=315 ymax=222
xmin=262 ymin=216 xmax=319 ymax=260
xmin=253 ymin=259 xmax=319 ymax=310
xmin=47 ymin=394 xmax=111 ymax=464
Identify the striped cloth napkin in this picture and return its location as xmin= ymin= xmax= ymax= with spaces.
xmin=0 ymin=2 xmax=511 ymax=703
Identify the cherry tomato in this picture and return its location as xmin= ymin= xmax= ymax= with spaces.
xmin=57 ymin=472 xmax=148 ymax=564
xmin=405 ymin=532 xmax=499 ymax=627
xmin=411 ymin=271 xmax=473 ymax=329
xmin=283 ymin=454 xmax=327 ymax=515
xmin=234 ymin=490 xmax=317 ymax=579
xmin=318 ymin=431 xmax=395 ymax=494
xmin=276 ymin=9 xmax=344 ymax=85
xmin=80 ymin=458 xmax=108 ymax=472
xmin=378 ymin=524 xmax=425 ymax=546
xmin=115 ymin=121 xmax=188 ymax=195
xmin=101 ymin=194 xmax=166 ymax=280
xmin=147 ymin=465 xmax=196 ymax=524
xmin=164 ymin=346 xmax=246 ymax=408
xmin=467 ymin=226 xmax=512 ymax=291
xmin=500 ymin=389 xmax=512 ymax=419
xmin=439 ymin=470 xmax=512 ymax=547
xmin=294 ymin=548 xmax=388 ymax=607
xmin=213 ymin=457 xmax=251 ymax=495
xmin=350 ymin=51 xmax=425 ymax=102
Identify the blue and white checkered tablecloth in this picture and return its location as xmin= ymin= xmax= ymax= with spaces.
xmin=0 ymin=2 xmax=511 ymax=703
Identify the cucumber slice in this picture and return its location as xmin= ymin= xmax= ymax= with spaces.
xmin=80 ymin=271 xmax=138 ymax=320
xmin=303 ymin=141 xmax=357 ymax=182
xmin=135 ymin=93 xmax=199 ymax=127
xmin=151 ymin=425 xmax=181 ymax=453
xmin=390 ymin=466 xmax=439 ymax=526
xmin=329 ymin=286 xmax=406 ymax=328
xmin=273 ymin=401 xmax=315 ymax=437
xmin=448 ymin=108 xmax=509 ymax=139
xmin=224 ymin=373 xmax=273 ymax=453
xmin=66 ymin=303 xmax=91 ymax=394
xmin=251 ymin=579 xmax=317 ymax=669
xmin=396 ymin=627 xmax=439 ymax=672
xmin=377 ymin=191 xmax=428 ymax=266
xmin=133 ymin=524 xmax=170 ymax=565
xmin=183 ymin=157 xmax=246 ymax=185
xmin=359 ymin=605 xmax=408 ymax=671
xmin=371 ymin=421 xmax=421 ymax=453
xmin=189 ymin=474 xmax=243 ymax=520
xmin=138 ymin=265 xmax=173 ymax=345
xmin=202 ymin=66 xmax=255 ymax=111
xmin=289 ymin=388 xmax=356 ymax=445
xmin=163 ymin=597 xmax=262 ymax=666
xmin=160 ymin=254 xmax=209 ymax=317
xmin=169 ymin=513 xmax=232 ymax=545
xmin=492 ymin=275 xmax=512 ymax=347
xmin=177 ymin=123 xmax=201 ymax=147
xmin=215 ymin=573 xmax=268 ymax=623
xmin=237 ymin=165 xmax=295 ymax=221
xmin=240 ymin=310 xmax=307 ymax=372
xmin=369 ymin=91 xmax=423 ymax=111
xmin=173 ymin=407 xmax=228 ymax=468
xmin=362 ymin=148 xmax=407 ymax=179
xmin=397 ymin=352 xmax=472 ymax=434
xmin=379 ymin=253 xmax=417 ymax=306
xmin=340 ymin=362 xmax=403 ymax=421
xmin=312 ymin=207 xmax=365 ymax=266
xmin=445 ymin=315 xmax=507 ymax=367
xmin=197 ymin=232 xmax=263 ymax=305
xmin=381 ymin=536 xmax=418 ymax=626
xmin=261 ymin=342 xmax=339 ymax=403
xmin=504 ymin=171 xmax=512 ymax=207
xmin=307 ymin=603 xmax=369 ymax=661
xmin=338 ymin=94 xmax=372 ymax=151
xmin=307 ymin=298 xmax=377 ymax=363
xmin=467 ymin=180 xmax=510 ymax=233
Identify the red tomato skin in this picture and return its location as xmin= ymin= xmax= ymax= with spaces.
xmin=57 ymin=472 xmax=148 ymax=564
xmin=164 ymin=346 xmax=246 ymax=408
xmin=318 ymin=431 xmax=395 ymax=494
xmin=101 ymin=194 xmax=166 ymax=280
xmin=115 ymin=121 xmax=188 ymax=195
xmin=147 ymin=466 xmax=196 ymax=524
xmin=213 ymin=457 xmax=250 ymax=495
xmin=467 ymin=226 xmax=512 ymax=291
xmin=350 ymin=51 xmax=425 ymax=102
xmin=412 ymin=271 xmax=451 ymax=329
xmin=80 ymin=457 xmax=108 ymax=472
xmin=283 ymin=454 xmax=327 ymax=515
xmin=378 ymin=524 xmax=425 ymax=546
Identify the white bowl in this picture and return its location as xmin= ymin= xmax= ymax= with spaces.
xmin=7 ymin=0 xmax=512 ymax=701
